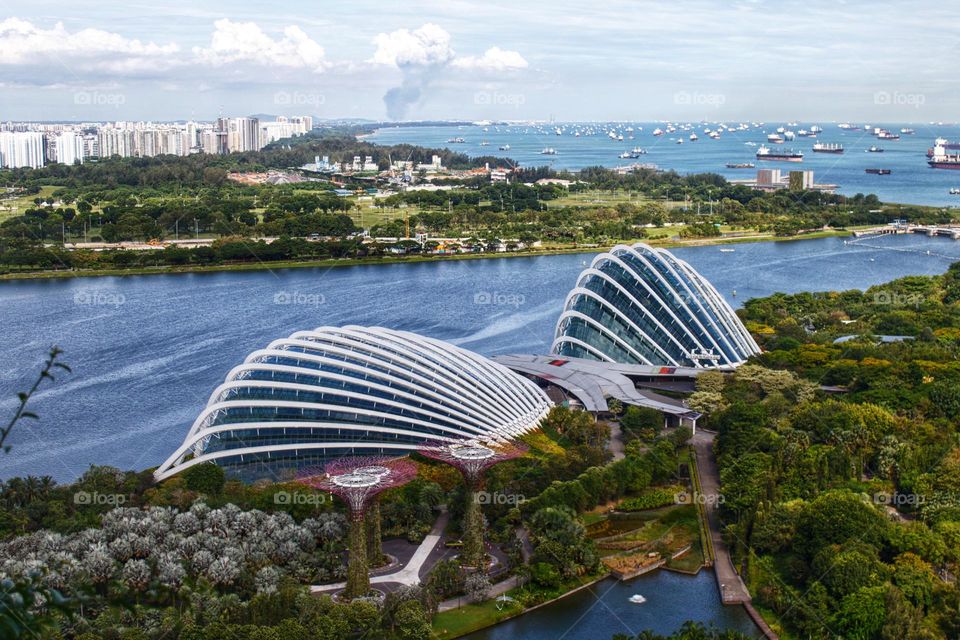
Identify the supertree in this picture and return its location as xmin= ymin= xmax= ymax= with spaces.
xmin=298 ymin=456 xmax=417 ymax=598
xmin=419 ymin=441 xmax=527 ymax=568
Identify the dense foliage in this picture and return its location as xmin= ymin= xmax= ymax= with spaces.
xmin=700 ymin=268 xmax=960 ymax=639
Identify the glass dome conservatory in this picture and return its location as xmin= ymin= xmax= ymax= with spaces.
xmin=552 ymin=243 xmax=760 ymax=368
xmin=155 ymin=326 xmax=551 ymax=481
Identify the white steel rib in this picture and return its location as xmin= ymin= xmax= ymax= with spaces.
xmin=552 ymin=243 xmax=761 ymax=368
xmin=155 ymin=326 xmax=551 ymax=481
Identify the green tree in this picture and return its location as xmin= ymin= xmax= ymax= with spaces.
xmin=183 ymin=463 xmax=226 ymax=496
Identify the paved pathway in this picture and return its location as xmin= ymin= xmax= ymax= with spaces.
xmin=312 ymin=510 xmax=449 ymax=593
xmin=691 ymin=430 xmax=752 ymax=605
xmin=608 ymin=420 xmax=625 ymax=461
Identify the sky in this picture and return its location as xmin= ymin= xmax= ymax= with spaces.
xmin=1 ymin=0 xmax=958 ymax=123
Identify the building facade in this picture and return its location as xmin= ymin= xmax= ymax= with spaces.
xmin=552 ymin=243 xmax=761 ymax=368
xmin=155 ymin=326 xmax=552 ymax=481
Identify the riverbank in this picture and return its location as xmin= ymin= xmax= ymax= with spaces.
xmin=0 ymin=228 xmax=856 ymax=282
xmin=432 ymin=571 xmax=611 ymax=639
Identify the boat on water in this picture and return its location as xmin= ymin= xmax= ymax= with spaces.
xmin=865 ymin=168 xmax=892 ymax=175
xmin=867 ymin=146 xmax=884 ymax=153
xmin=725 ymin=162 xmax=755 ymax=169
xmin=812 ymin=142 xmax=844 ymax=154
xmin=652 ymin=128 xmax=664 ymax=136
xmin=498 ymin=144 xmax=511 ymax=151
xmin=446 ymin=137 xmax=466 ymax=143
xmin=540 ymin=147 xmax=557 ymax=155
xmin=689 ymin=133 xmax=698 ymax=141
xmin=950 ymin=188 xmax=960 ymax=195
xmin=629 ymin=595 xmax=647 ymax=604
xmin=928 ymin=142 xmax=960 ymax=169
xmin=901 ymin=128 xmax=916 ymax=134
xmin=719 ymin=248 xmax=736 ymax=253
xmin=767 ymin=133 xmax=785 ymax=144
xmin=619 ymin=147 xmax=647 ymax=159
xmin=756 ymin=145 xmax=803 ymax=162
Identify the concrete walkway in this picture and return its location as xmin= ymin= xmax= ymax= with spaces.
xmin=691 ymin=430 xmax=752 ymax=605
xmin=608 ymin=420 xmax=626 ymax=461
xmin=438 ymin=574 xmax=520 ymax=612
xmin=312 ymin=510 xmax=449 ymax=593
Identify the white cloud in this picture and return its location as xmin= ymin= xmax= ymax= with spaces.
xmin=192 ymin=19 xmax=328 ymax=70
xmin=452 ymin=46 xmax=528 ymax=71
xmin=370 ymin=23 xmax=455 ymax=67
xmin=0 ymin=17 xmax=180 ymax=73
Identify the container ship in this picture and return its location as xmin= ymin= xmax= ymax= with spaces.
xmin=928 ymin=142 xmax=960 ymax=169
xmin=927 ymin=138 xmax=960 ymax=158
xmin=812 ymin=142 xmax=844 ymax=154
xmin=756 ymin=145 xmax=803 ymax=162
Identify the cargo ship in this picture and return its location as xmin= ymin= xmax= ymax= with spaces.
xmin=927 ymin=138 xmax=960 ymax=158
xmin=726 ymin=162 xmax=755 ymax=169
xmin=756 ymin=145 xmax=803 ymax=162
xmin=865 ymin=168 xmax=892 ymax=175
xmin=812 ymin=142 xmax=844 ymax=154
xmin=928 ymin=142 xmax=960 ymax=169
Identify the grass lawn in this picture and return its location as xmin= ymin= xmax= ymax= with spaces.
xmin=432 ymin=598 xmax=524 ymax=639
xmin=0 ymin=185 xmax=59 ymax=222
xmin=546 ymin=189 xmax=651 ymax=208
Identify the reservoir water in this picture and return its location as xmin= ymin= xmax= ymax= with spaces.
xmin=461 ymin=572 xmax=762 ymax=639
xmin=0 ymin=233 xmax=959 ymax=482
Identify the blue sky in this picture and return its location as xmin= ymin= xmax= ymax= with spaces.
xmin=2 ymin=0 xmax=957 ymax=122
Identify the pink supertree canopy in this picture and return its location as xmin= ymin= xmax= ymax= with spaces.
xmin=297 ymin=456 xmax=418 ymax=517
xmin=419 ymin=441 xmax=528 ymax=483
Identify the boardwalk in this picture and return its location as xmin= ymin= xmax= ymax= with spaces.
xmin=691 ymin=430 xmax=752 ymax=605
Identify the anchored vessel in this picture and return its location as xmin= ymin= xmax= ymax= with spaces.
xmin=812 ymin=142 xmax=844 ymax=154
xmin=928 ymin=141 xmax=960 ymax=169
xmin=756 ymin=145 xmax=803 ymax=162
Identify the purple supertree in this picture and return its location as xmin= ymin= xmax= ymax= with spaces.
xmin=419 ymin=441 xmax=527 ymax=567
xmin=298 ymin=456 xmax=417 ymax=598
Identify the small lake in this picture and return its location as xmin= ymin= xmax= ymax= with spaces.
xmin=461 ymin=571 xmax=762 ymax=639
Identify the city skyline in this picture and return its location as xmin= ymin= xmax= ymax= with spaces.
xmin=4 ymin=0 xmax=959 ymax=122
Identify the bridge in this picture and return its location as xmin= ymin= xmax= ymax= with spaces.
xmin=852 ymin=224 xmax=960 ymax=240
